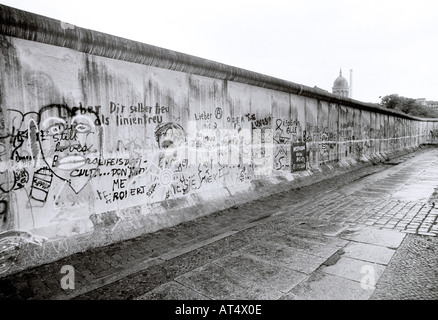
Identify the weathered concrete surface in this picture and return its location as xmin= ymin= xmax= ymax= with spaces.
xmin=1 ymin=4 xmax=438 ymax=277
xmin=1 ymin=146 xmax=438 ymax=302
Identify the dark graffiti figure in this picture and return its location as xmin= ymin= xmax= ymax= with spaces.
xmin=154 ymin=122 xmax=186 ymax=150
xmin=35 ymin=104 xmax=103 ymax=193
xmin=129 ymin=122 xmax=187 ymax=202
xmin=154 ymin=122 xmax=187 ymax=168
xmin=0 ymin=199 xmax=8 ymax=231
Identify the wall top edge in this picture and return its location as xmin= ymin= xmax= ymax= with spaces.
xmin=421 ymin=118 xmax=438 ymax=122
xmin=0 ymin=4 xmax=426 ymax=122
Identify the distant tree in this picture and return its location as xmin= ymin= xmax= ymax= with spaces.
xmin=379 ymin=94 xmax=438 ymax=118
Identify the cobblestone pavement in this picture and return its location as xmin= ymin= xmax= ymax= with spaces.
xmin=1 ymin=146 xmax=438 ymax=301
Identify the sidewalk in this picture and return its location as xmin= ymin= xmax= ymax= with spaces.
xmin=1 ymin=146 xmax=438 ymax=300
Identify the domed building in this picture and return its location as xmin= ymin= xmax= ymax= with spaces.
xmin=332 ymin=69 xmax=350 ymax=97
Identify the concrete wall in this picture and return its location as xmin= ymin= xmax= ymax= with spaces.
xmin=1 ymin=4 xmax=438 ymax=277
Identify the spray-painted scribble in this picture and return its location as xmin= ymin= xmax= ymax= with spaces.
xmin=0 ymin=230 xmax=46 ymax=275
xmin=0 ymin=110 xmax=38 ymax=192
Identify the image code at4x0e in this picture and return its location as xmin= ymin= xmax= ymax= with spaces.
xmin=174 ymin=304 xmax=262 ymax=317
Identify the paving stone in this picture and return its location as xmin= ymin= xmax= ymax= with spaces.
xmin=282 ymin=272 xmax=374 ymax=300
xmin=267 ymin=233 xmax=340 ymax=259
xmin=402 ymin=230 xmax=418 ymax=234
xmin=242 ymin=241 xmax=326 ymax=274
xmin=276 ymin=226 xmax=349 ymax=247
xmin=175 ymin=263 xmax=284 ymax=300
xmin=339 ymin=227 xmax=406 ymax=248
xmin=417 ymin=232 xmax=436 ymax=236
xmin=12 ymin=280 xmax=31 ymax=299
xmin=320 ymin=257 xmax=386 ymax=284
xmin=213 ymin=253 xmax=307 ymax=293
xmin=28 ymin=277 xmax=51 ymax=299
xmin=135 ymin=281 xmax=209 ymax=300
xmin=342 ymin=242 xmax=396 ymax=265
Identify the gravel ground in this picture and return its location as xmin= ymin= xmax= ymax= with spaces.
xmin=371 ymin=233 xmax=438 ymax=300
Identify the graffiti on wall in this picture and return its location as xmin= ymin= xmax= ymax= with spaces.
xmin=35 ymin=104 xmax=103 ymax=193
xmin=0 ymin=36 xmax=427 ymax=278
xmin=2 ymin=93 xmax=422 ymax=250
xmin=430 ymin=129 xmax=438 ymax=143
xmin=291 ymin=142 xmax=306 ymax=172
xmin=318 ymin=130 xmax=337 ymax=165
xmin=0 ymin=230 xmax=46 ymax=275
xmin=273 ymin=118 xmax=302 ymax=171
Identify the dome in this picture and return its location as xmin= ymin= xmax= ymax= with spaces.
xmin=333 ymin=70 xmax=348 ymax=88
xmin=332 ymin=69 xmax=350 ymax=98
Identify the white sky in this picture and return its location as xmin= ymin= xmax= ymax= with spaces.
xmin=1 ymin=0 xmax=438 ymax=103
